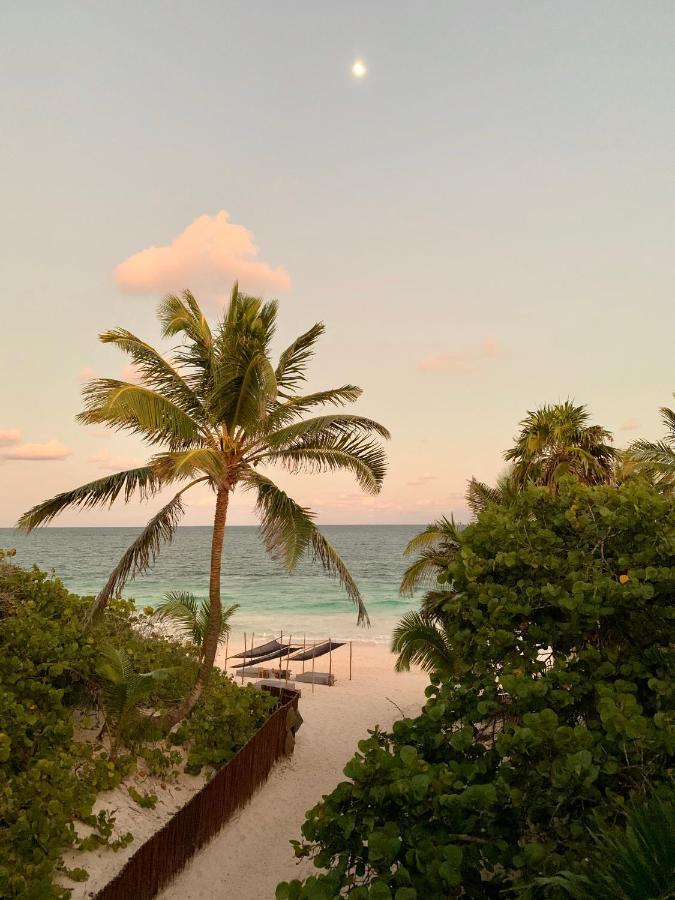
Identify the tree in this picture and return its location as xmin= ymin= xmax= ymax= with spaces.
xmin=18 ymin=287 xmax=389 ymax=723
xmin=505 ymin=401 xmax=616 ymax=489
xmin=281 ymin=478 xmax=674 ymax=898
xmin=628 ymin=395 xmax=675 ymax=494
xmin=154 ymin=591 xmax=238 ymax=657
xmin=391 ymin=611 xmax=455 ymax=675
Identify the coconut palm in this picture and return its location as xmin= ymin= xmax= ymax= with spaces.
xmin=505 ymin=401 xmax=616 ymax=489
xmin=399 ymin=516 xmax=461 ymax=599
xmin=18 ymin=286 xmax=389 ymax=723
xmin=154 ymin=591 xmax=239 ymax=657
xmin=628 ymin=396 xmax=675 ymax=494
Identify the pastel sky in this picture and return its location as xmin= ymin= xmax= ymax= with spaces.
xmin=1 ymin=2 xmax=673 ymax=527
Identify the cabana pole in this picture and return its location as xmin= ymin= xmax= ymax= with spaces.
xmin=286 ymin=634 xmax=292 ymax=686
xmin=302 ymin=634 xmax=306 ymax=675
xmin=312 ymin=641 xmax=316 ymax=695
xmin=224 ymin=632 xmax=229 ymax=674
xmin=241 ymin=632 xmax=247 ymax=685
xmin=349 ymin=641 xmax=352 ymax=680
xmin=329 ymin=637 xmax=332 ymax=687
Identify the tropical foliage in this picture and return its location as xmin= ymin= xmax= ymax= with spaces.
xmin=0 ymin=559 xmax=275 ymax=899
xmin=17 ymin=286 xmax=389 ymax=722
xmin=534 ymin=789 xmax=675 ymax=899
xmin=154 ymin=590 xmax=238 ymax=656
xmin=504 ymin=401 xmax=616 ymax=488
xmin=281 ymin=478 xmax=674 ymax=898
xmin=628 ymin=395 xmax=675 ymax=494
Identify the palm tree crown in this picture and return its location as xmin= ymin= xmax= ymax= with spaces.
xmin=19 ymin=286 xmax=389 ymax=721
xmin=504 ymin=401 xmax=616 ymax=488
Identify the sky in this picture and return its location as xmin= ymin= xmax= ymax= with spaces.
xmin=1 ymin=1 xmax=674 ymax=527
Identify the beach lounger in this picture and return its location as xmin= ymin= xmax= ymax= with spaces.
xmin=255 ymin=678 xmax=300 ymax=695
xmin=295 ymin=671 xmax=336 ymax=686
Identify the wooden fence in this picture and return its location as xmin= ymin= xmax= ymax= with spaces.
xmin=94 ymin=688 xmax=300 ymax=900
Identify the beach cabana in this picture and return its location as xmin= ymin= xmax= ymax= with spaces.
xmin=230 ymin=644 xmax=301 ymax=669
xmin=288 ymin=640 xmax=344 ymax=661
xmin=230 ymin=638 xmax=285 ymax=659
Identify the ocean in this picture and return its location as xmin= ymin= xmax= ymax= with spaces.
xmin=0 ymin=525 xmax=422 ymax=643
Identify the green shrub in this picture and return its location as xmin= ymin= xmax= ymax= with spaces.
xmin=0 ymin=560 xmax=277 ymax=898
xmin=281 ymin=479 xmax=674 ymax=899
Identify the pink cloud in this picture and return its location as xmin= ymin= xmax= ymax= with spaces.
xmin=115 ymin=211 xmax=291 ymax=305
xmin=90 ymin=450 xmax=142 ymax=471
xmin=0 ymin=429 xmax=21 ymax=447
xmin=79 ymin=367 xmax=96 ymax=381
xmin=2 ymin=439 xmax=72 ymax=461
xmin=406 ymin=473 xmax=439 ymax=487
xmin=120 ymin=362 xmax=143 ymax=385
xmin=620 ymin=417 xmax=640 ymax=431
xmin=418 ymin=337 xmax=501 ymax=373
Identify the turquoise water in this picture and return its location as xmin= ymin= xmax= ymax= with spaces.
xmin=0 ymin=526 xmax=421 ymax=643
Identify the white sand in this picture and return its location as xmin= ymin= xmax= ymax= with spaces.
xmin=159 ymin=641 xmax=427 ymax=900
xmin=58 ymin=640 xmax=427 ymax=899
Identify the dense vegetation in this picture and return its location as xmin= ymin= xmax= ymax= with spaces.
xmin=279 ymin=478 xmax=674 ymax=898
xmin=18 ymin=287 xmax=388 ymax=723
xmin=0 ymin=557 xmax=275 ymax=899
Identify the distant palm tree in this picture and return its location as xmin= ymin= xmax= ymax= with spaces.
xmin=505 ymin=401 xmax=616 ymax=489
xmin=465 ymin=471 xmax=518 ymax=517
xmin=18 ymin=286 xmax=389 ymax=723
xmin=628 ymin=396 xmax=675 ymax=494
xmin=399 ymin=516 xmax=461 ymax=599
xmin=154 ymin=591 xmax=239 ymax=657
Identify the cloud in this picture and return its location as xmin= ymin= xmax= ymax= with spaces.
xmin=115 ymin=211 xmax=291 ymax=305
xmin=120 ymin=362 xmax=143 ymax=385
xmin=79 ymin=367 xmax=96 ymax=381
xmin=418 ymin=337 xmax=501 ymax=373
xmin=2 ymin=439 xmax=72 ymax=461
xmin=0 ymin=429 xmax=21 ymax=447
xmin=406 ymin=473 xmax=438 ymax=487
xmin=620 ymin=417 xmax=640 ymax=431
xmin=90 ymin=450 xmax=142 ymax=471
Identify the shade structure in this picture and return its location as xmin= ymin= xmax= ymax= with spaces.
xmin=230 ymin=638 xmax=284 ymax=660
xmin=289 ymin=640 xmax=345 ymax=662
xmin=230 ymin=645 xmax=302 ymax=669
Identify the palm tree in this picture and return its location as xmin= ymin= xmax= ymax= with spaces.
xmin=392 ymin=518 xmax=462 ymax=673
xmin=18 ymin=286 xmax=389 ymax=723
xmin=154 ymin=591 xmax=238 ymax=657
xmin=96 ymin=645 xmax=175 ymax=759
xmin=628 ymin=396 xmax=675 ymax=494
xmin=505 ymin=401 xmax=616 ymax=489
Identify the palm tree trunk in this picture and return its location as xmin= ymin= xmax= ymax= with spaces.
xmin=167 ymin=486 xmax=229 ymax=726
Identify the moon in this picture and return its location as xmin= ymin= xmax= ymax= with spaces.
xmin=351 ymin=59 xmax=367 ymax=79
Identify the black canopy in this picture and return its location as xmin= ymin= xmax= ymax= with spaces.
xmin=230 ymin=638 xmax=284 ymax=660
xmin=230 ymin=645 xmax=302 ymax=669
xmin=289 ymin=640 xmax=345 ymax=661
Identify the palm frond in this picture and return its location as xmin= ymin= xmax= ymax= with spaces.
xmin=265 ymin=386 xmax=363 ymax=429
xmin=391 ymin=611 xmax=454 ymax=674
xmin=99 ymin=327 xmax=208 ymax=423
xmin=90 ymin=479 xmax=206 ymax=620
xmin=243 ymin=471 xmax=368 ymax=624
xmin=266 ymin=413 xmax=391 ymax=449
xmin=402 ymin=516 xmax=460 ymax=556
xmin=466 ymin=477 xmax=504 ymax=516
xmin=78 ymin=379 xmax=201 ymax=449
xmin=262 ymin=433 xmax=387 ymax=494
xmin=154 ymin=590 xmax=238 ymax=650
xmin=275 ymin=323 xmax=325 ymax=393
xmin=150 ymin=448 xmax=224 ymax=484
xmin=17 ymin=467 xmax=160 ymax=531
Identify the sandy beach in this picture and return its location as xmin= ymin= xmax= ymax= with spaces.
xmin=157 ymin=640 xmax=428 ymax=900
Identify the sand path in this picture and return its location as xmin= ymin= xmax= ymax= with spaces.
xmin=160 ymin=643 xmax=427 ymax=900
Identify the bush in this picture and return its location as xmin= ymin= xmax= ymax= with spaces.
xmin=280 ymin=479 xmax=674 ymax=899
xmin=0 ymin=560 xmax=276 ymax=898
